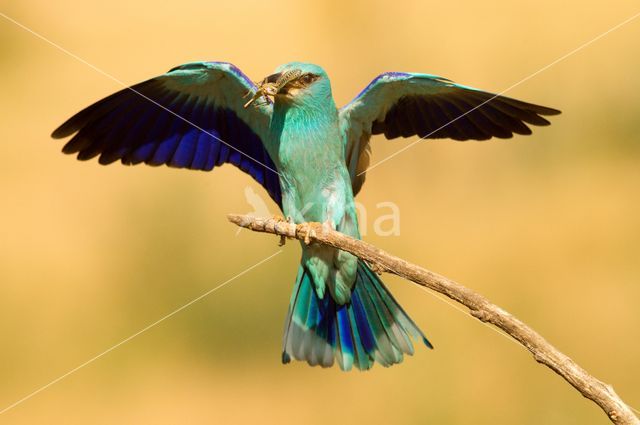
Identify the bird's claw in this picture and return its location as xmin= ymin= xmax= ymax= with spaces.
xmin=296 ymin=222 xmax=315 ymax=245
xmin=273 ymin=215 xmax=294 ymax=246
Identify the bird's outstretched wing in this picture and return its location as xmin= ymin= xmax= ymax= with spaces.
xmin=52 ymin=61 xmax=282 ymax=207
xmin=339 ymin=72 xmax=561 ymax=195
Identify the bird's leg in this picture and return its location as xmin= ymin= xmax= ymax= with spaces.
xmin=274 ymin=215 xmax=295 ymax=246
xmin=269 ymin=214 xmax=286 ymax=246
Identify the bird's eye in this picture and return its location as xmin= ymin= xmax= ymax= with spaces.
xmin=300 ymin=73 xmax=315 ymax=84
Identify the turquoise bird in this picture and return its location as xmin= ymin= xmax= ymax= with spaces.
xmin=52 ymin=61 xmax=560 ymax=370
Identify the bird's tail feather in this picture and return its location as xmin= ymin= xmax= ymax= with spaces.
xmin=282 ymin=259 xmax=432 ymax=371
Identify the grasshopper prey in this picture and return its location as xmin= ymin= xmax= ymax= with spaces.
xmin=243 ymin=69 xmax=302 ymax=108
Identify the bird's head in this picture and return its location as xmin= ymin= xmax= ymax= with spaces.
xmin=258 ymin=62 xmax=332 ymax=107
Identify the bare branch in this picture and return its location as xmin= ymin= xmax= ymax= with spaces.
xmin=228 ymin=213 xmax=639 ymax=425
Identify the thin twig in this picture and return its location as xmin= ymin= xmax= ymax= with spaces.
xmin=227 ymin=213 xmax=639 ymax=425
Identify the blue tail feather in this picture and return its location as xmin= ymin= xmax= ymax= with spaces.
xmin=282 ymin=259 xmax=431 ymax=370
xmin=366 ymin=266 xmax=434 ymax=349
xmin=336 ymin=306 xmax=355 ymax=370
xmin=360 ymin=267 xmax=414 ymax=358
xmin=347 ymin=307 xmax=368 ymax=370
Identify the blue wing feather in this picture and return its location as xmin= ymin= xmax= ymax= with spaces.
xmin=52 ymin=62 xmax=282 ymax=207
xmin=191 ymin=130 xmax=210 ymax=170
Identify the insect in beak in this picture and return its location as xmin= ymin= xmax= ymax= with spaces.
xmin=243 ymin=69 xmax=302 ymax=108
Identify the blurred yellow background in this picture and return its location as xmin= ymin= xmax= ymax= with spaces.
xmin=1 ymin=1 xmax=639 ymax=423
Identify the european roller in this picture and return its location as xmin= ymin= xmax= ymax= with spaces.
xmin=52 ymin=61 xmax=560 ymax=371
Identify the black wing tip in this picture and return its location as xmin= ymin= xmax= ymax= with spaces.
xmin=61 ymin=146 xmax=77 ymax=155
xmin=51 ymin=125 xmax=75 ymax=139
xmin=532 ymin=116 xmax=552 ymax=127
xmin=499 ymin=133 xmax=515 ymax=139
xmin=526 ymin=108 xmax=559 ymax=128
xmin=538 ymin=106 xmax=562 ymax=116
xmin=515 ymin=124 xmax=533 ymax=136
xmin=76 ymin=150 xmax=99 ymax=161
xmin=98 ymin=153 xmax=120 ymax=166
xmin=518 ymin=100 xmax=561 ymax=117
xmin=61 ymin=139 xmax=82 ymax=154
